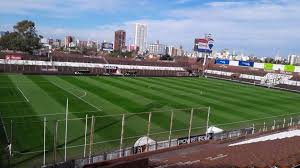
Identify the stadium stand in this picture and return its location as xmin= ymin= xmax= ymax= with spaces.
xmin=0 ymin=52 xmax=190 ymax=76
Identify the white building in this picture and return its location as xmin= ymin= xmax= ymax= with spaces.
xmin=288 ymin=54 xmax=300 ymax=65
xmin=149 ymin=41 xmax=166 ymax=55
xmin=134 ymin=23 xmax=147 ymax=54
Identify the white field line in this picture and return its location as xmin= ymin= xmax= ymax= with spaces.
xmin=70 ymin=88 xmax=87 ymax=98
xmin=50 ymin=81 xmax=102 ymax=111
xmin=17 ymin=86 xmax=29 ymax=102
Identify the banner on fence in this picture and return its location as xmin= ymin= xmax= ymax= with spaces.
xmin=264 ymin=63 xmax=273 ymax=71
xmin=215 ymin=59 xmax=229 ymax=65
xmin=284 ymin=65 xmax=295 ymax=72
xmin=177 ymin=134 xmax=211 ymax=145
xmin=238 ymin=61 xmax=254 ymax=67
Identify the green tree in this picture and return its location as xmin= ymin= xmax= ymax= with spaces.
xmin=0 ymin=20 xmax=42 ymax=54
xmin=160 ymin=54 xmax=174 ymax=61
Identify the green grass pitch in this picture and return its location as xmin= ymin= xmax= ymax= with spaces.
xmin=0 ymin=74 xmax=300 ymax=167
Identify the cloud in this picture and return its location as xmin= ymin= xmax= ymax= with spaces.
xmin=0 ymin=0 xmax=132 ymax=16
xmin=2 ymin=0 xmax=300 ymax=56
xmin=175 ymin=0 xmax=193 ymax=4
xmin=206 ymin=1 xmax=245 ymax=7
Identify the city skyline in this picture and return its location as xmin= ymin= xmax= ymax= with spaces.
xmin=1 ymin=0 xmax=300 ymax=57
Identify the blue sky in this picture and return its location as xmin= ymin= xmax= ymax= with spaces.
xmin=1 ymin=0 xmax=300 ymax=57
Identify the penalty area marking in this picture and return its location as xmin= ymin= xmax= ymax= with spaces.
xmin=50 ymin=81 xmax=102 ymax=111
xmin=17 ymin=86 xmax=29 ymax=102
xmin=69 ymin=88 xmax=87 ymax=98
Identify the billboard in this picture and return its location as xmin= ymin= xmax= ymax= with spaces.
xmin=101 ymin=42 xmax=113 ymax=51
xmin=238 ymin=61 xmax=254 ymax=67
xmin=284 ymin=65 xmax=295 ymax=72
xmin=264 ymin=63 xmax=273 ymax=71
xmin=215 ymin=59 xmax=229 ymax=65
xmin=5 ymin=55 xmax=22 ymax=60
xmin=194 ymin=38 xmax=212 ymax=53
xmin=177 ymin=134 xmax=211 ymax=145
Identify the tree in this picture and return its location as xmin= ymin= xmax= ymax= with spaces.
xmin=0 ymin=20 xmax=42 ymax=54
xmin=160 ymin=54 xmax=174 ymax=61
xmin=264 ymin=57 xmax=275 ymax=64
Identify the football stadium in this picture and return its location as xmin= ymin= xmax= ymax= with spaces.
xmin=1 ymin=52 xmax=300 ymax=168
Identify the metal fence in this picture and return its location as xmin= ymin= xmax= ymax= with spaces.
xmin=1 ymin=106 xmax=210 ymax=168
xmin=2 ymin=103 xmax=300 ymax=168
xmin=73 ymin=111 xmax=300 ymax=168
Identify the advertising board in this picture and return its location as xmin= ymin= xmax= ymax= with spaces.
xmin=284 ymin=65 xmax=295 ymax=72
xmin=238 ymin=61 xmax=254 ymax=67
xmin=264 ymin=63 xmax=273 ymax=71
xmin=215 ymin=59 xmax=229 ymax=65
xmin=177 ymin=134 xmax=211 ymax=145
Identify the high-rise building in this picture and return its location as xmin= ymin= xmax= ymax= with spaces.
xmin=148 ymin=40 xmax=166 ymax=55
xmin=288 ymin=54 xmax=300 ymax=65
xmin=134 ymin=23 xmax=147 ymax=54
xmin=53 ymin=39 xmax=62 ymax=48
xmin=0 ymin=31 xmax=8 ymax=38
xmin=76 ymin=40 xmax=88 ymax=48
xmin=127 ymin=44 xmax=137 ymax=52
xmin=64 ymin=36 xmax=74 ymax=48
xmin=114 ymin=30 xmax=126 ymax=51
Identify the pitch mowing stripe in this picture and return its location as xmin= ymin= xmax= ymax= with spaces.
xmin=78 ymin=76 xmax=152 ymax=106
xmin=158 ymin=78 xmax=297 ymax=115
xmin=160 ymin=77 xmax=300 ymax=118
xmin=194 ymin=77 xmax=300 ymax=99
xmin=141 ymin=77 xmax=296 ymax=126
xmin=35 ymin=76 xmax=115 ymax=144
xmin=135 ymin=77 xmax=249 ymax=121
xmin=46 ymin=76 xmax=129 ymax=116
xmin=90 ymin=77 xmax=201 ymax=130
xmin=140 ymin=77 xmax=265 ymax=123
xmin=201 ymin=78 xmax=300 ymax=101
xmin=149 ymin=78 xmax=277 ymax=116
xmin=175 ymin=77 xmax=299 ymax=111
xmin=69 ymin=76 xmax=167 ymax=132
xmin=11 ymin=75 xmax=91 ymax=149
xmin=17 ymin=86 xmax=29 ymax=102
xmin=0 ymin=75 xmax=32 ymax=120
xmin=68 ymin=77 xmax=147 ymax=112
xmin=29 ymin=76 xmax=121 ymax=152
xmin=56 ymin=76 xmax=153 ymax=141
xmin=96 ymin=77 xmax=206 ymax=129
xmin=29 ymin=76 xmax=97 ymax=116
xmin=179 ymin=77 xmax=289 ymax=101
xmin=77 ymin=76 xmax=197 ymax=135
xmin=53 ymin=77 xmax=169 ymax=141
xmin=177 ymin=77 xmax=297 ymax=114
xmin=177 ymin=77 xmax=300 ymax=113
xmin=120 ymin=77 xmax=237 ymax=124
xmin=50 ymin=81 xmax=102 ymax=112
xmin=6 ymin=75 xmax=55 ymax=153
xmin=144 ymin=77 xmax=300 ymax=126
